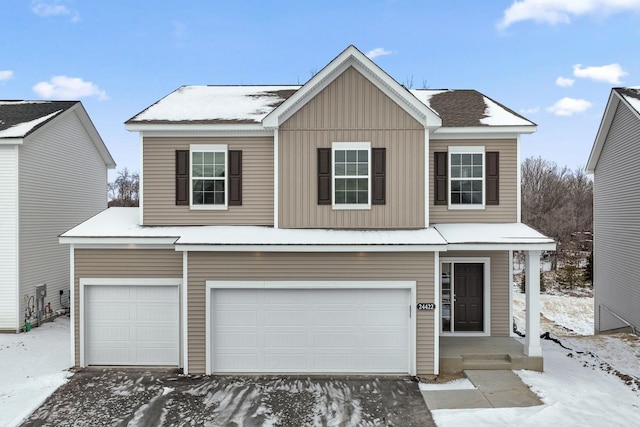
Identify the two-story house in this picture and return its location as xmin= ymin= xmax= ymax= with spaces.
xmin=60 ymin=46 xmax=554 ymax=376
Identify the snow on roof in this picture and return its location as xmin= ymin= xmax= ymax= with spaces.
xmin=409 ymin=89 xmax=451 ymax=109
xmin=60 ymin=207 xmax=447 ymax=247
xmin=434 ymin=223 xmax=555 ymax=247
xmin=127 ymin=85 xmax=534 ymax=128
xmin=619 ymin=87 xmax=640 ymax=114
xmin=129 ymin=86 xmax=301 ymax=124
xmin=480 ymin=96 xmax=533 ymax=126
xmin=0 ymin=109 xmax=62 ymax=138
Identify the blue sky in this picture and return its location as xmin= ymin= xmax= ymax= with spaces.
xmin=3 ymin=0 xmax=640 ymax=178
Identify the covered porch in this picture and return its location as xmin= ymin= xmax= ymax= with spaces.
xmin=439 ymin=336 xmax=543 ymax=374
xmin=434 ymin=223 xmax=556 ymax=375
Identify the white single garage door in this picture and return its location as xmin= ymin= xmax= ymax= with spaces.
xmin=211 ymin=287 xmax=410 ymax=373
xmin=85 ymin=284 xmax=179 ymax=366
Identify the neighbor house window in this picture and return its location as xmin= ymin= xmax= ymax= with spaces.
xmin=449 ymin=147 xmax=485 ymax=208
xmin=332 ymin=142 xmax=371 ymax=209
xmin=190 ymin=144 xmax=227 ymax=209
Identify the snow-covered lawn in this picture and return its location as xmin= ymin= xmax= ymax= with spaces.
xmin=432 ymin=289 xmax=640 ymax=427
xmin=0 ymin=317 xmax=72 ymax=427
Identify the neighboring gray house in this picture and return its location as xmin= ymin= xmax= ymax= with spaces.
xmin=0 ymin=101 xmax=115 ymax=332
xmin=587 ymin=87 xmax=640 ymax=334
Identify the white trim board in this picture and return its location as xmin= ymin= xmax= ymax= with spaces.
xmin=205 ymin=280 xmax=417 ymax=376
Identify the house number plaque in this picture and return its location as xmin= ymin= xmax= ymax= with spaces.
xmin=417 ymin=303 xmax=436 ymax=310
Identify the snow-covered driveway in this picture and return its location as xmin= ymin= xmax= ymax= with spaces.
xmin=21 ymin=370 xmax=433 ymax=426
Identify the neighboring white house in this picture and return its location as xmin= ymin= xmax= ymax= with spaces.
xmin=587 ymin=87 xmax=640 ymax=334
xmin=0 ymin=101 xmax=115 ymax=332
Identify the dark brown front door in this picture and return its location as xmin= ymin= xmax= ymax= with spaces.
xmin=454 ymin=263 xmax=484 ymax=332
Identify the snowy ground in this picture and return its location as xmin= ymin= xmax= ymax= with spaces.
xmin=2 ymin=289 xmax=640 ymax=426
xmin=0 ymin=317 xmax=72 ymax=427
xmin=431 ymin=288 xmax=640 ymax=427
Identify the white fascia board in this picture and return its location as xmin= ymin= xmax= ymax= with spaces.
xmin=126 ymin=123 xmax=269 ymax=135
xmin=174 ymin=244 xmax=448 ymax=252
xmin=431 ymin=126 xmax=536 ymax=140
xmin=587 ymin=90 xmax=621 ymax=174
xmin=263 ymin=46 xmax=440 ymax=129
xmin=0 ymin=138 xmax=24 ymax=145
xmin=71 ymin=103 xmax=117 ymax=169
xmin=59 ymin=237 xmax=179 ymax=246
xmin=446 ymin=242 xmax=556 ymax=251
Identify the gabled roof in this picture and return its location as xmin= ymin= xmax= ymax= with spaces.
xmin=126 ymin=45 xmax=534 ymax=133
xmin=0 ymin=100 xmax=77 ymax=138
xmin=587 ymin=87 xmax=640 ymax=173
xmin=0 ymin=100 xmax=116 ymax=168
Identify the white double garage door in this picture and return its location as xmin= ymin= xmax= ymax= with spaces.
xmin=84 ymin=280 xmax=413 ymax=374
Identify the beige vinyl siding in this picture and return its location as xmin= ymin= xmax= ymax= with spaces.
xmin=593 ymin=103 xmax=640 ymax=332
xmin=188 ymin=252 xmax=435 ymax=375
xmin=143 ymin=137 xmax=274 ymax=226
xmin=19 ymin=110 xmax=108 ymax=331
xmin=279 ymin=66 xmax=425 ymax=228
xmin=429 ymin=139 xmax=518 ymax=224
xmin=0 ymin=145 xmax=19 ymax=331
xmin=73 ymin=249 xmax=183 ymax=365
xmin=443 ymin=251 xmax=510 ymax=336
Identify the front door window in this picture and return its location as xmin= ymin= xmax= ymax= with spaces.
xmin=441 ymin=262 xmax=484 ymax=333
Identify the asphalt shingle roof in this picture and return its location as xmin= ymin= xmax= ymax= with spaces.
xmin=0 ymin=101 xmax=78 ymax=137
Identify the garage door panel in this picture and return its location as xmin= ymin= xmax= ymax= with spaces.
xmin=212 ymin=287 xmax=410 ymax=373
xmin=85 ymin=284 xmax=179 ymax=366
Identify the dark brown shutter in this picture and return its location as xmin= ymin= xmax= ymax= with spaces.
xmin=372 ymin=148 xmax=386 ymax=205
xmin=228 ymin=150 xmax=242 ymax=206
xmin=317 ymin=148 xmax=331 ymax=205
xmin=486 ymin=151 xmax=499 ymax=205
xmin=434 ymin=152 xmax=448 ymax=205
xmin=175 ymin=150 xmax=189 ymax=205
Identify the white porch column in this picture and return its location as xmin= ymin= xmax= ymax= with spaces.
xmin=525 ymin=250 xmax=542 ymax=356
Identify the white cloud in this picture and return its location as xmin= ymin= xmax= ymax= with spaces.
xmin=521 ymin=106 xmax=540 ymax=114
xmin=497 ymin=0 xmax=640 ymax=29
xmin=547 ymin=97 xmax=592 ymax=116
xmin=366 ymin=48 xmax=393 ymax=59
xmin=32 ymin=76 xmax=108 ymax=100
xmin=31 ymin=1 xmax=80 ymax=23
xmin=573 ymin=63 xmax=627 ymax=84
xmin=556 ymin=76 xmax=575 ymax=87
xmin=0 ymin=70 xmax=14 ymax=82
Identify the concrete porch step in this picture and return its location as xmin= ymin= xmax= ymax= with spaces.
xmin=462 ymin=354 xmax=513 ymax=371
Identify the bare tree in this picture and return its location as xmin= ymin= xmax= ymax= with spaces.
xmin=108 ymin=168 xmax=139 ymax=207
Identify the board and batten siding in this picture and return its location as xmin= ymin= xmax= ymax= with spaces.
xmin=429 ymin=139 xmax=518 ymax=224
xmin=0 ymin=145 xmax=19 ymax=331
xmin=187 ymin=252 xmax=435 ymax=375
xmin=279 ymin=66 xmax=425 ymax=229
xmin=73 ymin=249 xmax=183 ymax=365
xmin=444 ymin=251 xmax=511 ymax=336
xmin=19 ymin=110 xmax=108 ymax=330
xmin=593 ymin=102 xmax=640 ymax=332
xmin=143 ymin=137 xmax=274 ymax=226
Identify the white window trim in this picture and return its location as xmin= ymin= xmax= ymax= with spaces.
xmin=331 ymin=142 xmax=372 ymax=210
xmin=205 ymin=280 xmax=417 ymax=376
xmin=439 ymin=257 xmax=491 ymax=337
xmin=189 ymin=144 xmax=228 ymax=210
xmin=448 ymin=146 xmax=485 ymax=210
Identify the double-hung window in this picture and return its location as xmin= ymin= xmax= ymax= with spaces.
xmin=449 ymin=146 xmax=485 ymax=208
xmin=190 ymin=144 xmax=227 ymax=209
xmin=332 ymin=142 xmax=371 ymax=209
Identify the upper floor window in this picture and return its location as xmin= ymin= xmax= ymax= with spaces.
xmin=175 ymin=145 xmax=242 ymax=209
xmin=450 ymin=147 xmax=484 ymax=208
xmin=434 ymin=147 xmax=499 ymax=209
xmin=332 ymin=142 xmax=371 ymax=209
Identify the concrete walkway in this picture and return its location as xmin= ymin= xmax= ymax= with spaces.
xmin=421 ymin=370 xmax=543 ymax=410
